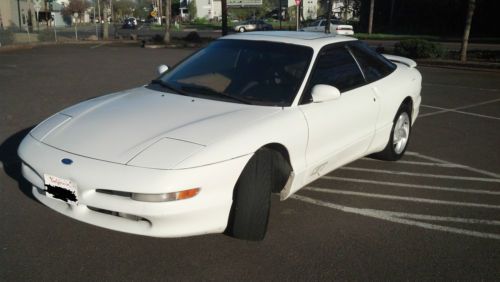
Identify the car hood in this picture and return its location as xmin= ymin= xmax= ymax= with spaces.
xmin=30 ymin=86 xmax=280 ymax=167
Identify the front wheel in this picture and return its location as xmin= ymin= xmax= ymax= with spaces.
xmin=226 ymin=149 xmax=274 ymax=241
xmin=239 ymin=27 xmax=246 ymax=32
xmin=373 ymin=105 xmax=412 ymax=161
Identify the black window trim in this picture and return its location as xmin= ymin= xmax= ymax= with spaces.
xmin=345 ymin=41 xmax=397 ymax=83
xmin=298 ymin=41 xmax=369 ymax=105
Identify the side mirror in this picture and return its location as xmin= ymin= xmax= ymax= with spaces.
xmin=157 ymin=64 xmax=169 ymax=75
xmin=311 ymin=84 xmax=341 ymax=103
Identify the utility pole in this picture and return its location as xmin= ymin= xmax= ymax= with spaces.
xmin=221 ymin=0 xmax=227 ymax=36
xmin=368 ymin=0 xmax=374 ymax=34
xmin=460 ymin=0 xmax=476 ymax=62
xmin=163 ymin=0 xmax=171 ymax=43
xmin=325 ymin=0 xmax=332 ymax=33
xmin=17 ymin=0 xmax=22 ymax=31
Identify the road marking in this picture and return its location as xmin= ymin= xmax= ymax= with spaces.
xmin=422 ymin=82 xmax=500 ymax=92
xmin=420 ymin=105 xmax=500 ymax=120
xmin=304 ymin=187 xmax=500 ymax=209
xmin=361 ymin=157 xmax=466 ymax=168
xmin=378 ymin=210 xmax=500 ymax=226
xmin=322 ymin=176 xmax=500 ymax=195
xmin=291 ymin=194 xmax=500 ymax=240
xmin=339 ymin=166 xmax=500 ymax=183
xmin=406 ymin=151 xmax=500 ymax=179
xmin=419 ymin=98 xmax=500 ymax=119
xmin=90 ymin=43 xmax=105 ymax=49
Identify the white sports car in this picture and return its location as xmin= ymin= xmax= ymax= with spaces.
xmin=19 ymin=31 xmax=421 ymax=240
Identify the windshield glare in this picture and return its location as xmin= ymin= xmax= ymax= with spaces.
xmin=158 ymin=39 xmax=313 ymax=106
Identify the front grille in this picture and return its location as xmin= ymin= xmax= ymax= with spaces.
xmin=87 ymin=206 xmax=151 ymax=223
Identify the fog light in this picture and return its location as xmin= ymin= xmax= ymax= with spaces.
xmin=132 ymin=188 xmax=200 ymax=202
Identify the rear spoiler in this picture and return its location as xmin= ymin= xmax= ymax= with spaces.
xmin=382 ymin=54 xmax=417 ymax=68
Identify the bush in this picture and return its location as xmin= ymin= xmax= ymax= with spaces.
xmin=394 ymin=39 xmax=445 ymax=59
xmin=0 ymin=28 xmax=15 ymax=46
xmin=184 ymin=31 xmax=201 ymax=43
xmin=38 ymin=29 xmax=56 ymax=42
xmin=192 ymin=17 xmax=208 ymax=25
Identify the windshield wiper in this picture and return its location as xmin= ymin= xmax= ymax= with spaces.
xmin=151 ymin=79 xmax=188 ymax=95
xmin=180 ymin=84 xmax=252 ymax=105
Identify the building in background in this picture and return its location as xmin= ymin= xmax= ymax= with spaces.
xmin=0 ymin=0 xmax=32 ymax=30
xmin=179 ymin=0 xmax=222 ymax=20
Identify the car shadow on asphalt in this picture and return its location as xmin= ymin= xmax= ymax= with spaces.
xmin=0 ymin=126 xmax=40 ymax=204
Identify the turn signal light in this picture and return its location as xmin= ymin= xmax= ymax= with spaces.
xmin=132 ymin=188 xmax=200 ymax=202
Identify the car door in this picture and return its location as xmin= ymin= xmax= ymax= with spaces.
xmin=317 ymin=20 xmax=326 ymax=32
xmin=298 ymin=44 xmax=379 ymax=184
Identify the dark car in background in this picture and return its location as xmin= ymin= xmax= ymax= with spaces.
xmin=122 ymin=18 xmax=136 ymax=29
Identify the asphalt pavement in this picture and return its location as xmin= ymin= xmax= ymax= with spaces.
xmin=1 ymin=44 xmax=499 ymax=281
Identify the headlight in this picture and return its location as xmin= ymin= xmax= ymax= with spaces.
xmin=132 ymin=188 xmax=200 ymax=202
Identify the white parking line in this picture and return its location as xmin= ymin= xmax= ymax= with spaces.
xmin=322 ymin=176 xmax=500 ymax=195
xmin=419 ymin=98 xmax=500 ymax=119
xmin=422 ymin=82 xmax=500 ymax=92
xmin=378 ymin=210 xmax=500 ymax=226
xmin=90 ymin=43 xmax=105 ymax=49
xmin=361 ymin=157 xmax=466 ymax=168
xmin=339 ymin=167 xmax=500 ymax=183
xmin=420 ymin=105 xmax=500 ymax=120
xmin=304 ymin=187 xmax=500 ymax=209
xmin=291 ymin=194 xmax=500 ymax=240
xmin=407 ymin=151 xmax=500 ymax=179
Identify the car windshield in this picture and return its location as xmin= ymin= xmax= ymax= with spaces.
xmin=154 ymin=39 xmax=313 ymax=106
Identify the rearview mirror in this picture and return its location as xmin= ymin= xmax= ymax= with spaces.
xmin=157 ymin=64 xmax=169 ymax=75
xmin=311 ymin=84 xmax=341 ymax=103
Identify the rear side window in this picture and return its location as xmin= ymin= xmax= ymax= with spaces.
xmin=308 ymin=45 xmax=365 ymax=93
xmin=348 ymin=41 xmax=396 ymax=82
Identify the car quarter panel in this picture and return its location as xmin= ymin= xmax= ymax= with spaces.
xmin=367 ymin=64 xmax=422 ymax=154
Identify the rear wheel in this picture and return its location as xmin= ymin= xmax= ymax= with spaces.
xmin=239 ymin=27 xmax=246 ymax=32
xmin=373 ymin=105 xmax=412 ymax=161
xmin=227 ymin=149 xmax=275 ymax=241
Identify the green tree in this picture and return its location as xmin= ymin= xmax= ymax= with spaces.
xmin=187 ymin=0 xmax=197 ymax=20
xmin=113 ymin=0 xmax=135 ymax=19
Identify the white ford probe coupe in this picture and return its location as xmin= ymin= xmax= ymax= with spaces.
xmin=19 ymin=31 xmax=422 ymax=240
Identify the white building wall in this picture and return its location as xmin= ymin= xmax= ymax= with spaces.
xmin=194 ymin=0 xmax=221 ymax=20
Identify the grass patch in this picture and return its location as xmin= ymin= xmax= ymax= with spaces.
xmin=354 ymin=33 xmax=440 ymax=41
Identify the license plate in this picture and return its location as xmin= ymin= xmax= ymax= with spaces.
xmin=44 ymin=174 xmax=78 ymax=205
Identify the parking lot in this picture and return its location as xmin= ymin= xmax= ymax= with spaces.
xmin=1 ymin=44 xmax=499 ymax=280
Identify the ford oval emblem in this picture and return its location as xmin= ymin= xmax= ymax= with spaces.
xmin=61 ymin=158 xmax=73 ymax=165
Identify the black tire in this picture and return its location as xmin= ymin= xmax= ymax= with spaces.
xmin=372 ymin=104 xmax=412 ymax=161
xmin=227 ymin=148 xmax=275 ymax=241
xmin=239 ymin=27 xmax=246 ymax=32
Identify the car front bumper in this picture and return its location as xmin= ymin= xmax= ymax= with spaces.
xmin=19 ymin=134 xmax=251 ymax=238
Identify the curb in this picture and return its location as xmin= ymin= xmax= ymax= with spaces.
xmin=416 ymin=59 xmax=500 ymax=72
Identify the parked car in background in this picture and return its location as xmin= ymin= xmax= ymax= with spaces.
xmin=122 ymin=18 xmax=136 ymax=29
xmin=234 ymin=20 xmax=273 ymax=32
xmin=302 ymin=19 xmax=354 ymax=35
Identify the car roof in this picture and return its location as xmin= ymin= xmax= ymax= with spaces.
xmin=221 ymin=31 xmax=357 ymax=49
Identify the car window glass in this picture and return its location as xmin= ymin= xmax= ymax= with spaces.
xmin=320 ymin=20 xmax=326 ymax=26
xmin=307 ymin=45 xmax=365 ymax=95
xmin=348 ymin=41 xmax=396 ymax=82
xmin=159 ymin=40 xmax=313 ymax=106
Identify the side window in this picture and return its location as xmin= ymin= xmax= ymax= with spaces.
xmin=348 ymin=41 xmax=396 ymax=83
xmin=319 ymin=20 xmax=326 ymax=27
xmin=308 ymin=45 xmax=365 ymax=93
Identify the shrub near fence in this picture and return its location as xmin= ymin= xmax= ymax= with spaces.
xmin=394 ymin=39 xmax=445 ymax=59
xmin=0 ymin=28 xmax=15 ymax=46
